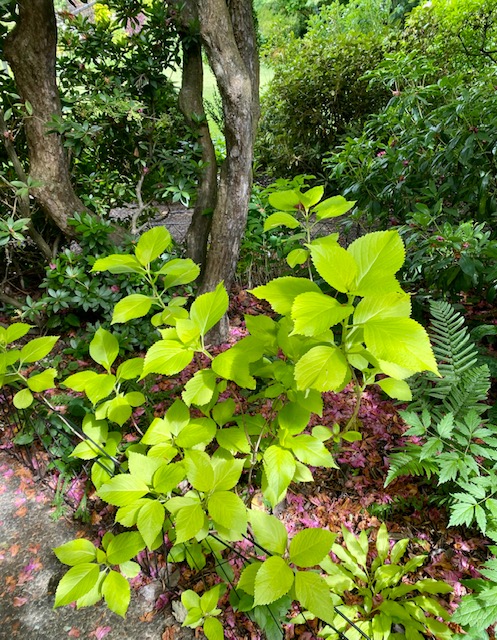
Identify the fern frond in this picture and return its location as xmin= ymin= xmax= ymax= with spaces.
xmin=384 ymin=447 xmax=439 ymax=487
xmin=441 ymin=365 xmax=491 ymax=419
xmin=429 ymin=299 xmax=478 ymax=387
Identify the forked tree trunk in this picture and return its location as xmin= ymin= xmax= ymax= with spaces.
xmin=4 ymin=0 xmax=88 ymax=236
xmin=176 ymin=2 xmax=218 ymax=270
xmin=194 ymin=0 xmax=260 ymax=342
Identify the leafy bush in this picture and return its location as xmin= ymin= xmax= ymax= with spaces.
xmin=403 ymin=0 xmax=497 ymax=72
xmin=256 ymin=20 xmax=390 ymax=175
xmin=53 ymin=3 xmax=201 ymax=216
xmin=0 ymin=220 xmax=448 ymax=637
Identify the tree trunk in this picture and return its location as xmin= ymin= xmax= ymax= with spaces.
xmin=176 ymin=4 xmax=218 ymax=270
xmin=4 ymin=0 xmax=88 ymax=236
xmin=196 ymin=0 xmax=260 ymax=342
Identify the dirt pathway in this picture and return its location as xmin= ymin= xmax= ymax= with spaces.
xmin=0 ymin=451 xmax=189 ymax=640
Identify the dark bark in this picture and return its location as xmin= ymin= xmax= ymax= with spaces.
xmin=176 ymin=4 xmax=218 ymax=270
xmin=4 ymin=0 xmax=88 ymax=236
xmin=196 ymin=0 xmax=260 ymax=342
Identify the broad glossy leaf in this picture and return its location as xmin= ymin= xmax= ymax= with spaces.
xmin=137 ymin=500 xmax=165 ymax=549
xmin=98 ymin=474 xmax=149 ymax=507
xmin=111 ymin=294 xmax=153 ymax=324
xmin=181 ymin=369 xmax=216 ymax=407
xmin=53 ymin=539 xmax=96 ymax=566
xmin=153 ymin=462 xmax=185 ymax=494
xmin=254 ymin=556 xmax=294 ymax=605
xmin=63 ymin=370 xmax=99 ymax=391
xmin=249 ymin=510 xmax=288 ymax=555
xmin=294 ymin=570 xmax=335 ymax=625
xmin=237 ymin=561 xmax=262 ymax=596
xmin=377 ymin=378 xmax=412 ymax=401
xmin=185 ymin=450 xmax=214 ymax=492
xmin=116 ymin=357 xmax=144 ymax=381
xmin=26 ymin=368 xmax=57 ymax=392
xmin=295 ymin=345 xmax=350 ymax=392
xmin=268 ymin=189 xmax=301 ymax=211
xmin=175 ymin=503 xmax=205 ymax=544
xmin=106 ymin=396 xmax=132 ymax=426
xmin=91 ymin=254 xmax=143 ymax=274
xmin=353 ymin=292 xmax=411 ymax=325
xmin=158 ymin=258 xmax=200 ymax=288
xmin=286 ymin=434 xmax=337 ymax=468
xmin=142 ymin=339 xmax=194 ymax=377
xmin=289 ymin=529 xmax=336 ymax=567
xmin=309 ymin=236 xmax=357 ymax=293
xmin=19 ymin=336 xmax=58 ymax=364
xmin=208 ymin=491 xmax=247 ymax=534
xmin=203 ymin=617 xmax=223 ymax=640
xmin=364 ymin=317 xmax=439 ymax=375
xmin=89 ymin=327 xmax=119 ymax=371
xmin=291 ymin=292 xmax=353 ymax=337
xmin=102 ymin=570 xmax=130 ymax=617
xmin=176 ymin=418 xmax=217 ymax=449
xmin=135 ymin=226 xmax=172 ymax=266
xmin=190 ymin=282 xmax=229 ymax=336
xmin=287 ymin=248 xmax=309 ymax=268
xmin=54 ymin=563 xmax=100 ymax=607
xmin=314 ymin=195 xmax=355 ymax=220
xmin=13 ymin=388 xmax=34 ymax=409
xmin=250 ymin=277 xmax=321 ymax=316
xmin=128 ymin=452 xmax=163 ymax=485
xmin=106 ymin=531 xmax=146 ymax=565
xmin=263 ymin=445 xmax=296 ymax=507
xmin=212 ymin=455 xmax=245 ymax=491
xmin=4 ymin=322 xmax=32 ymax=344
xmin=348 ymin=230 xmax=405 ymax=296
xmin=263 ymin=212 xmax=300 ymax=231
xmin=300 ymin=185 xmax=324 ymax=208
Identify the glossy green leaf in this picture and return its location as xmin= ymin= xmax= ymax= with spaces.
xmin=286 ymin=248 xmax=309 ymax=268
xmin=175 ymin=503 xmax=205 ymax=544
xmin=137 ymin=500 xmax=165 ymax=549
xmin=13 ymin=388 xmax=34 ymax=409
xmin=111 ymin=294 xmax=153 ymax=324
xmin=158 ymin=258 xmax=200 ymax=289
xmin=182 ymin=369 xmax=218 ymax=407
xmin=237 ymin=561 xmax=262 ymax=596
xmin=53 ymin=539 xmax=96 ymax=566
xmin=153 ymin=462 xmax=185 ymax=494
xmin=263 ymin=445 xmax=296 ymax=507
xmin=364 ymin=317 xmax=439 ymax=374
xmin=295 ymin=345 xmax=350 ymax=392
xmin=377 ymin=377 xmax=412 ymax=401
xmin=289 ymin=529 xmax=336 ymax=567
xmin=91 ymin=254 xmax=143 ymax=274
xmin=26 ymin=368 xmax=57 ymax=392
xmin=142 ymin=340 xmax=193 ymax=377
xmin=107 ymin=531 xmax=146 ymax=565
xmin=185 ymin=450 xmax=214 ymax=492
xmin=348 ymin=230 xmax=405 ymax=296
xmin=89 ymin=327 xmax=119 ymax=371
xmin=314 ymin=195 xmax=355 ymax=220
xmin=294 ymin=570 xmax=335 ymax=625
xmin=135 ymin=226 xmax=172 ymax=266
xmin=254 ymin=556 xmax=294 ymax=605
xmin=250 ymin=277 xmax=321 ymax=316
xmin=353 ymin=292 xmax=411 ymax=325
xmin=4 ymin=322 xmax=32 ymax=344
xmin=54 ymin=563 xmax=100 ymax=607
xmin=190 ymin=282 xmax=229 ymax=336
xmin=19 ymin=336 xmax=58 ymax=364
xmin=208 ymin=491 xmax=247 ymax=533
xmin=263 ymin=212 xmax=300 ymax=231
xmin=102 ymin=570 xmax=130 ymax=617
xmin=291 ymin=292 xmax=353 ymax=337
xmin=98 ymin=474 xmax=149 ymax=507
xmin=203 ymin=616 xmax=224 ymax=640
xmin=310 ymin=236 xmax=357 ymax=293
xmin=249 ymin=511 xmax=288 ymax=555
xmin=268 ymin=189 xmax=301 ymax=211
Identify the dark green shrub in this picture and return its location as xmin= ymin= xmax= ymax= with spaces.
xmin=256 ymin=1 xmax=391 ymax=176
